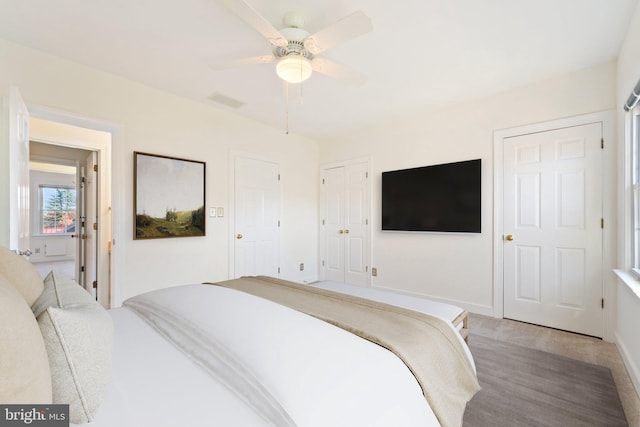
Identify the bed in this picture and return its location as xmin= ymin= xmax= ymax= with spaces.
xmin=92 ymin=284 xmax=455 ymax=427
xmin=0 ymin=247 xmax=479 ymax=427
xmin=310 ymin=280 xmax=470 ymax=342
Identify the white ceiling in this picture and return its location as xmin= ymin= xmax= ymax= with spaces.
xmin=1 ymin=0 xmax=637 ymax=140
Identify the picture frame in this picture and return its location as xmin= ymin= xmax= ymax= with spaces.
xmin=134 ymin=151 xmax=206 ymax=239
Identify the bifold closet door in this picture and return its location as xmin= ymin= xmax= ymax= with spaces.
xmin=321 ymin=162 xmax=369 ymax=285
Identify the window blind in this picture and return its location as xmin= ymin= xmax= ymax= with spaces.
xmin=624 ymin=78 xmax=640 ymax=112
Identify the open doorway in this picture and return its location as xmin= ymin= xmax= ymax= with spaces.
xmin=2 ymin=88 xmax=114 ymax=307
xmin=29 ymin=142 xmax=98 ymax=298
xmin=28 ymin=116 xmax=113 ymax=308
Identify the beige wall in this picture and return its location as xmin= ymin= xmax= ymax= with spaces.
xmin=0 ymin=39 xmax=319 ymax=303
xmin=320 ymin=62 xmax=617 ymax=314
xmin=0 ymin=36 xmax=627 ymax=321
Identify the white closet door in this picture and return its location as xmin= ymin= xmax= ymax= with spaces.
xmin=503 ymin=122 xmax=603 ymax=337
xmin=344 ymin=162 xmax=369 ymax=285
xmin=322 ymin=166 xmax=346 ymax=282
xmin=321 ymin=161 xmax=369 ymax=285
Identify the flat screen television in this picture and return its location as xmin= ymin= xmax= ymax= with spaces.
xmin=381 ymin=159 xmax=481 ymax=233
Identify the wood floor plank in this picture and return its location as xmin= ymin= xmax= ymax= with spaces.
xmin=463 ymin=335 xmax=628 ymax=427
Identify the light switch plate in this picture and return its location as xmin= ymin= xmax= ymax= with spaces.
xmin=209 ymin=207 xmax=216 ymax=217
xmin=217 ymin=207 xmax=224 ymax=217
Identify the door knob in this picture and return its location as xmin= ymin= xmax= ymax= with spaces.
xmin=236 ymin=234 xmax=243 ymax=239
xmin=505 ymin=234 xmax=514 ymax=241
xmin=344 ymin=229 xmax=350 ymax=234
xmin=338 ymin=230 xmax=344 ymax=234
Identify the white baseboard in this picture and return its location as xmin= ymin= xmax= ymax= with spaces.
xmin=30 ymin=256 xmax=74 ymax=263
xmin=615 ymin=331 xmax=640 ymax=400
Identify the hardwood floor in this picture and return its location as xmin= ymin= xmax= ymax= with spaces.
xmin=468 ymin=313 xmax=640 ymax=426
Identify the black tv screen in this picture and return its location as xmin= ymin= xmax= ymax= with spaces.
xmin=382 ymin=159 xmax=481 ymax=233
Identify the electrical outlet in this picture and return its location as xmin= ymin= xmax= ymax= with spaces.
xmin=34 ymin=248 xmax=41 ymax=254
xmin=299 ymin=263 xmax=304 ymax=271
xmin=371 ymin=267 xmax=377 ymax=277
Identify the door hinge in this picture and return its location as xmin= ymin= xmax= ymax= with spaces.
xmin=601 ymin=138 xmax=604 ymax=149
xmin=278 ymin=173 xmax=280 ymax=181
xmin=277 ymin=267 xmax=280 ymax=274
xmin=278 ymin=220 xmax=280 ymax=227
xmin=322 ymin=178 xmax=325 ymax=184
xmin=93 ymin=223 xmax=98 ymax=231
xmin=93 ymin=164 xmax=98 ymax=172
xmin=322 ymin=219 xmax=325 ymax=225
xmin=601 ymin=218 xmax=604 ymax=229
xmin=81 ymin=266 xmax=85 ymax=272
xmin=366 ymin=266 xmax=368 ymax=272
xmin=366 ymin=171 xmax=368 ymax=178
xmin=93 ymin=280 xmax=98 ymax=289
xmin=601 ymin=298 xmax=604 ymax=309
xmin=365 ymin=218 xmax=368 ymax=225
xmin=322 ymin=260 xmax=325 ymax=267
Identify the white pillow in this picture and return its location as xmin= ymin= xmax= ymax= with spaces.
xmin=0 ymin=273 xmax=52 ymax=403
xmin=33 ymin=271 xmax=113 ymax=424
xmin=0 ymin=245 xmax=44 ymax=305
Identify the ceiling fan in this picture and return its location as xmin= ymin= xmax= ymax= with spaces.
xmin=213 ymin=0 xmax=372 ymax=85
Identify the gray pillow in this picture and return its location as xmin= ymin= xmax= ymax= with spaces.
xmin=32 ymin=271 xmax=113 ymax=424
xmin=32 ymin=270 xmax=95 ymax=317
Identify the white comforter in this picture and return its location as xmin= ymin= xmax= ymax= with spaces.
xmin=84 ymin=284 xmax=441 ymax=426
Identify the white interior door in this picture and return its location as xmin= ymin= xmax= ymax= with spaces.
xmin=321 ymin=161 xmax=370 ymax=285
xmin=344 ymin=162 xmax=369 ymax=285
xmin=84 ymin=151 xmax=99 ymax=296
xmin=503 ymin=122 xmax=603 ymax=337
xmin=234 ymin=156 xmax=280 ymax=278
xmin=71 ymin=153 xmax=99 ymax=293
xmin=76 ymin=161 xmax=86 ymax=287
xmin=322 ymin=167 xmax=345 ymax=281
xmin=3 ymin=87 xmax=30 ymax=252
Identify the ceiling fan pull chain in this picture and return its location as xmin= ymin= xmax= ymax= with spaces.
xmin=285 ymin=82 xmax=289 ymax=135
xmin=300 ymin=80 xmax=304 ymax=105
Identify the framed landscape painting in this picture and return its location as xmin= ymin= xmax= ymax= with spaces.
xmin=134 ymin=152 xmax=206 ymax=239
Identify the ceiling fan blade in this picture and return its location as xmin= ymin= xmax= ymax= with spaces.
xmin=312 ymin=57 xmax=366 ymax=86
xmin=304 ymin=11 xmax=372 ymax=55
xmin=217 ymin=0 xmax=288 ymax=47
xmin=210 ymin=55 xmax=274 ymax=70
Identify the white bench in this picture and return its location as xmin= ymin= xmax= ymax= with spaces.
xmin=309 ymin=281 xmax=469 ymax=342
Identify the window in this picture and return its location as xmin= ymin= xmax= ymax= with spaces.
xmin=631 ymin=105 xmax=640 ymax=272
xmin=40 ymin=186 xmax=76 ymax=235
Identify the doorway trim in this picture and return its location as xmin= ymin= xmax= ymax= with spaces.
xmin=28 ymin=105 xmax=122 ymax=308
xmin=492 ymin=110 xmax=615 ymax=340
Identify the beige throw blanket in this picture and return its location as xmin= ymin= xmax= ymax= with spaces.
xmin=206 ymin=276 xmax=480 ymax=427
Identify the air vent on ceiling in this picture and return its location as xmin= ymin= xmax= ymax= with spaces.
xmin=208 ymin=92 xmax=245 ymax=109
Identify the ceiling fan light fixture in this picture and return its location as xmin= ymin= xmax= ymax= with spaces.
xmin=276 ymin=55 xmax=312 ymax=84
